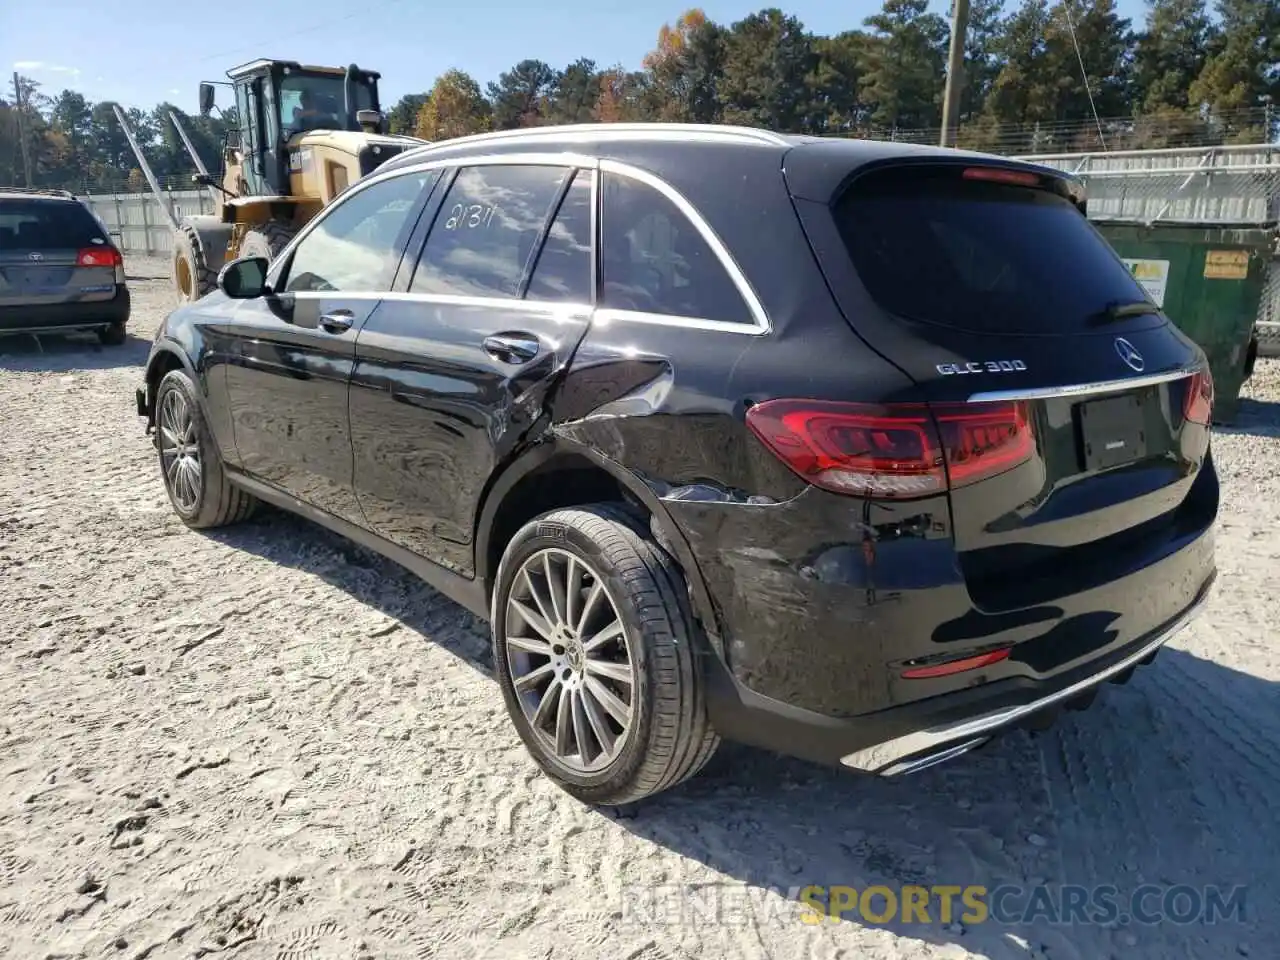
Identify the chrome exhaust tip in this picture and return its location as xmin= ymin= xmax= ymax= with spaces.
xmin=878 ymin=736 xmax=991 ymax=777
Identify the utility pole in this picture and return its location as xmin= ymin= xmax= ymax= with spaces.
xmin=940 ymin=0 xmax=970 ymax=149
xmin=12 ymin=72 xmax=34 ymax=187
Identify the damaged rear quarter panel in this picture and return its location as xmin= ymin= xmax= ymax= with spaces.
xmin=547 ymin=302 xmax=944 ymax=717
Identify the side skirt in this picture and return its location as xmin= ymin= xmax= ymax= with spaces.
xmin=227 ymin=470 xmax=489 ymax=619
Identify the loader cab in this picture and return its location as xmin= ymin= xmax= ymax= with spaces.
xmin=220 ymin=58 xmax=383 ymax=197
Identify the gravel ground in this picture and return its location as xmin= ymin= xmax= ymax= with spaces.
xmin=1 ymin=256 xmax=1277 ymax=960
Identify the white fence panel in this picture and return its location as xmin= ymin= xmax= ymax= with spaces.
xmin=80 ymin=190 xmax=216 ymax=257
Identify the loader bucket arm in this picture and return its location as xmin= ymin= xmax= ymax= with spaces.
xmin=112 ymin=103 xmax=181 ymax=231
xmin=167 ymin=109 xmax=221 ymax=207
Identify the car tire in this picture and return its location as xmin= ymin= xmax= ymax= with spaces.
xmin=491 ymin=505 xmax=719 ymax=805
xmin=154 ymin=369 xmax=257 ymax=529
xmin=97 ymin=322 xmax=126 ymax=346
xmin=173 ymin=222 xmax=217 ymax=304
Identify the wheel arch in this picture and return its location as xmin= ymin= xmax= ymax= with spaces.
xmin=475 ymin=437 xmax=726 ymax=660
xmin=143 ymin=342 xmax=200 ymax=426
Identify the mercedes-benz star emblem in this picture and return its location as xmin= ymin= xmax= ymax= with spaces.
xmin=1114 ymin=337 xmax=1145 ymax=373
xmin=28 ymin=252 xmax=44 ymax=262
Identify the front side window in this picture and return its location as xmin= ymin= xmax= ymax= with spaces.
xmin=599 ymin=172 xmax=751 ymax=325
xmin=409 ymin=164 xmax=570 ymax=299
xmin=282 ymin=170 xmax=436 ymax=293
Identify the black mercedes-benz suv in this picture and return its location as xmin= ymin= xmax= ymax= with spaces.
xmin=136 ymin=123 xmax=1217 ymax=804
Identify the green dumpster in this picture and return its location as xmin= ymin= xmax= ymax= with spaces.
xmin=1094 ymin=222 xmax=1275 ymax=424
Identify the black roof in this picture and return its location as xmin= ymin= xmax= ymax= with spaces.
xmin=375 ymin=123 xmax=1082 ymax=204
xmin=0 ymin=188 xmax=79 ymax=203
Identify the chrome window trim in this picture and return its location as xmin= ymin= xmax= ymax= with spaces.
xmin=598 ymin=159 xmax=770 ymax=334
xmin=592 ymin=308 xmax=765 ymax=335
xmin=264 ymin=150 xmax=772 ymax=336
xmin=290 ymin=288 xmax=591 ymax=320
xmin=287 ymin=290 xmax=751 ymax=335
xmin=967 ymin=365 xmax=1201 ymax=403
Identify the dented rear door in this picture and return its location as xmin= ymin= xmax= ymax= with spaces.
xmin=349 ymin=163 xmax=595 ymax=576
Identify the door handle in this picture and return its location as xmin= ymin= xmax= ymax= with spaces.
xmin=482 ymin=333 xmax=540 ymax=364
xmin=319 ymin=309 xmax=354 ymax=334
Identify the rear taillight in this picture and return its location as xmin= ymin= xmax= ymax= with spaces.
xmin=744 ymin=399 xmax=1035 ymax=499
xmin=77 ymin=246 xmax=122 ymax=267
xmin=931 ymin=402 xmax=1035 ymax=487
xmin=1183 ymin=369 xmax=1214 ymax=426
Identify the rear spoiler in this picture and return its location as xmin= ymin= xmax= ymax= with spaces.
xmin=1 ymin=186 xmax=77 ymax=199
xmin=783 ymin=143 xmax=1087 ymax=213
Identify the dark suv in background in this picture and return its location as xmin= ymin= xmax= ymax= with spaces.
xmin=0 ymin=188 xmax=130 ymax=345
xmin=136 ymin=124 xmax=1218 ymax=804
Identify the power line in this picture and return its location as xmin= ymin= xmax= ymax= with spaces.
xmin=1062 ymin=0 xmax=1107 ymax=151
xmin=180 ymin=0 xmax=409 ymax=70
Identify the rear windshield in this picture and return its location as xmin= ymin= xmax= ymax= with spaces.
xmin=0 ymin=199 xmax=107 ymax=251
xmin=834 ymin=166 xmax=1152 ymax=335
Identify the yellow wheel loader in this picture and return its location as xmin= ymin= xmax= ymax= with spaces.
xmin=116 ymin=59 xmax=427 ymax=303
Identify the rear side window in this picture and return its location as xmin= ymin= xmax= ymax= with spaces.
xmin=599 ymin=173 xmax=751 ymax=325
xmin=0 ymin=200 xmax=107 ymax=251
xmin=526 ymin=170 xmax=593 ymax=304
xmin=834 ymin=167 xmax=1151 ymax=335
xmin=410 ymin=164 xmax=569 ymax=299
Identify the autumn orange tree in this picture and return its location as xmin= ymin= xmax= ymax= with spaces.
xmin=413 ymin=69 xmax=492 ymax=141
xmin=640 ymin=8 xmax=724 ymax=122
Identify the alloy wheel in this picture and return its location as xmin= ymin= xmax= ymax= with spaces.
xmin=158 ymin=388 xmax=202 ymax=512
xmin=505 ymin=548 xmax=636 ymax=774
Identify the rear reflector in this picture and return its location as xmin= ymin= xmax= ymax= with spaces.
xmin=901 ymin=648 xmax=1011 ymax=679
xmin=744 ymin=399 xmax=1035 ymax=499
xmin=77 ymin=246 xmax=123 ymax=267
xmin=1183 ymin=368 xmax=1214 ymax=426
xmin=961 ymin=166 xmax=1041 ymax=187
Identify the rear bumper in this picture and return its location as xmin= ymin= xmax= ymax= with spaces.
xmin=669 ymin=464 xmax=1218 ymax=719
xmin=840 ymin=580 xmax=1210 ymax=773
xmin=0 ymin=286 xmax=130 ymax=334
xmin=703 ymin=571 xmax=1213 ymax=774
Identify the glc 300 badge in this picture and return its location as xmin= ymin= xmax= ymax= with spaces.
xmin=936 ymin=360 xmax=1027 ymax=375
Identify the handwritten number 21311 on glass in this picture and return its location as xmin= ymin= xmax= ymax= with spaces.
xmin=445 ymin=203 xmax=498 ymax=231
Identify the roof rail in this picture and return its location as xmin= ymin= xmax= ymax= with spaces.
xmin=0 ymin=186 xmax=77 ymax=199
xmin=395 ymin=122 xmax=792 ymax=162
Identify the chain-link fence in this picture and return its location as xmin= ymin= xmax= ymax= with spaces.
xmin=1013 ymin=143 xmax=1280 ymax=357
xmin=838 ymin=106 xmax=1277 ymax=157
xmin=1017 ymin=143 xmax=1280 ymax=225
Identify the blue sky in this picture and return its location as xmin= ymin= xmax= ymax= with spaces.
xmin=4 ymin=0 xmax=1152 ymax=113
